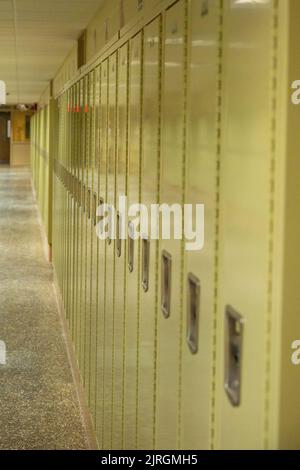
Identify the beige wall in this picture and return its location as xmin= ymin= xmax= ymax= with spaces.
xmin=10 ymin=110 xmax=32 ymax=167
xmin=10 ymin=142 xmax=30 ymax=167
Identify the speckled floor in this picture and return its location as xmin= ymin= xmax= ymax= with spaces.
xmin=0 ymin=166 xmax=89 ymax=450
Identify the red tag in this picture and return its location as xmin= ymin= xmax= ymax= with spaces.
xmin=76 ymin=106 xmax=80 ymax=113
xmin=67 ymin=105 xmax=70 ymax=113
xmin=84 ymin=105 xmax=88 ymax=113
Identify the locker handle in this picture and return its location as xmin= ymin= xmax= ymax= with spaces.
xmin=224 ymin=305 xmax=244 ymax=407
xmin=116 ymin=212 xmax=122 ymax=258
xmin=79 ymin=182 xmax=82 ymax=207
xmin=87 ymin=188 xmax=91 ymax=219
xmin=141 ymin=236 xmax=150 ymax=292
xmin=107 ymin=204 xmax=113 ymax=246
xmin=161 ymin=250 xmax=172 ymax=318
xmin=187 ymin=273 xmax=200 ymax=354
xmin=128 ymin=222 xmax=135 ymax=273
xmin=82 ymin=184 xmax=86 ymax=213
xmin=93 ymin=192 xmax=97 ymax=226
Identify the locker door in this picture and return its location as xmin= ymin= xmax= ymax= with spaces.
xmin=90 ymin=66 xmax=101 ymax=423
xmin=74 ymin=81 xmax=80 ymax=354
xmin=155 ymin=0 xmax=186 ymax=450
xmin=76 ymin=79 xmax=84 ymax=364
xmin=112 ymin=41 xmax=129 ymax=450
xmin=180 ymin=0 xmax=220 ymax=450
xmin=84 ymin=71 xmax=94 ymax=402
xmin=124 ymin=31 xmax=143 ymax=450
xmin=137 ymin=15 xmax=162 ymax=450
xmin=79 ymin=76 xmax=88 ymax=376
xmin=103 ymin=52 xmax=118 ymax=450
xmin=215 ymin=0 xmax=274 ymax=449
xmin=70 ymin=86 xmax=76 ymax=338
xmin=95 ymin=60 xmax=108 ymax=448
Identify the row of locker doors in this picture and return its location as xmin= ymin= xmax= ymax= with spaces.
xmin=52 ymin=0 xmax=276 ymax=450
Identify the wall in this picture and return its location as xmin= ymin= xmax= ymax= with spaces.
xmin=10 ymin=110 xmax=32 ymax=167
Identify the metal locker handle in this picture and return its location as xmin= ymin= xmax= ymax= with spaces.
xmin=187 ymin=273 xmax=200 ymax=354
xmin=161 ymin=250 xmax=172 ymax=318
xmin=107 ymin=204 xmax=113 ymax=245
xmin=93 ymin=192 xmax=97 ymax=226
xmin=128 ymin=221 xmax=134 ymax=273
xmin=82 ymin=184 xmax=86 ymax=213
xmin=87 ymin=188 xmax=91 ymax=219
xmin=224 ymin=305 xmax=244 ymax=407
xmin=116 ymin=212 xmax=122 ymax=258
xmin=79 ymin=182 xmax=82 ymax=207
xmin=142 ymin=237 xmax=150 ymax=292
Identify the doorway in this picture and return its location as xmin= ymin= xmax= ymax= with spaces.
xmin=0 ymin=112 xmax=11 ymax=165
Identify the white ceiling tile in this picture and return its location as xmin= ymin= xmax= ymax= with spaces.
xmin=0 ymin=0 xmax=104 ymax=104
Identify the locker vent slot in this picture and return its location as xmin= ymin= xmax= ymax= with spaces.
xmin=142 ymin=236 xmax=150 ymax=292
xmin=161 ymin=250 xmax=172 ymax=318
xmin=187 ymin=273 xmax=200 ymax=354
xmin=224 ymin=306 xmax=244 ymax=407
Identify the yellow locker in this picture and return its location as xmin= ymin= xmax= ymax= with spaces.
xmin=112 ymin=41 xmax=129 ymax=450
xmin=214 ymin=0 xmax=275 ymax=449
xmin=156 ymin=0 xmax=186 ymax=450
xmin=84 ymin=71 xmax=94 ymax=402
xmin=69 ymin=86 xmax=76 ymax=338
xmin=137 ymin=15 xmax=162 ymax=450
xmin=95 ymin=59 xmax=108 ymax=448
xmin=180 ymin=0 xmax=220 ymax=450
xmin=103 ymin=52 xmax=118 ymax=450
xmin=90 ymin=65 xmax=101 ymax=422
xmin=124 ymin=31 xmax=143 ymax=450
xmin=73 ymin=82 xmax=81 ymax=352
xmin=79 ymin=76 xmax=88 ymax=377
xmin=76 ymin=79 xmax=84 ymax=362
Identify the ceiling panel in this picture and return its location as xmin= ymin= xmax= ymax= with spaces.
xmin=0 ymin=0 xmax=104 ymax=105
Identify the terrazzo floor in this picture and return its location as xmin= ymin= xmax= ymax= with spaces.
xmin=0 ymin=166 xmax=88 ymax=450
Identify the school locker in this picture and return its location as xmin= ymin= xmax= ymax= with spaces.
xmin=76 ymin=79 xmax=85 ymax=362
xmin=180 ymin=0 xmax=220 ymax=450
xmin=137 ymin=15 xmax=162 ymax=450
xmin=101 ymin=52 xmax=117 ymax=449
xmin=89 ymin=66 xmax=101 ymax=423
xmin=214 ymin=0 xmax=275 ymax=449
xmin=69 ymin=86 xmax=75 ymax=338
xmin=123 ymin=31 xmax=143 ymax=450
xmin=112 ymin=42 xmax=129 ymax=450
xmin=79 ymin=76 xmax=88 ymax=377
xmin=95 ymin=59 xmax=108 ymax=448
xmin=155 ymin=0 xmax=186 ymax=450
xmin=73 ymin=82 xmax=81 ymax=353
xmin=84 ymin=71 xmax=94 ymax=402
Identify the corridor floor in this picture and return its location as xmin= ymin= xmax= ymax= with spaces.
xmin=0 ymin=167 xmax=88 ymax=450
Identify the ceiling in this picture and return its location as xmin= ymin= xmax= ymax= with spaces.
xmin=0 ymin=0 xmax=103 ymax=105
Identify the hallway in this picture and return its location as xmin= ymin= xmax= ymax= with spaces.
xmin=0 ymin=167 xmax=88 ymax=450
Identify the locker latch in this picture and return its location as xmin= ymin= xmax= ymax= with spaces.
xmin=93 ymin=192 xmax=97 ymax=226
xmin=161 ymin=250 xmax=172 ymax=318
xmin=116 ymin=212 xmax=122 ymax=257
xmin=128 ymin=222 xmax=135 ymax=272
xmin=187 ymin=273 xmax=200 ymax=354
xmin=87 ymin=188 xmax=91 ymax=220
xmin=141 ymin=236 xmax=150 ymax=292
xmin=224 ymin=306 xmax=244 ymax=407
